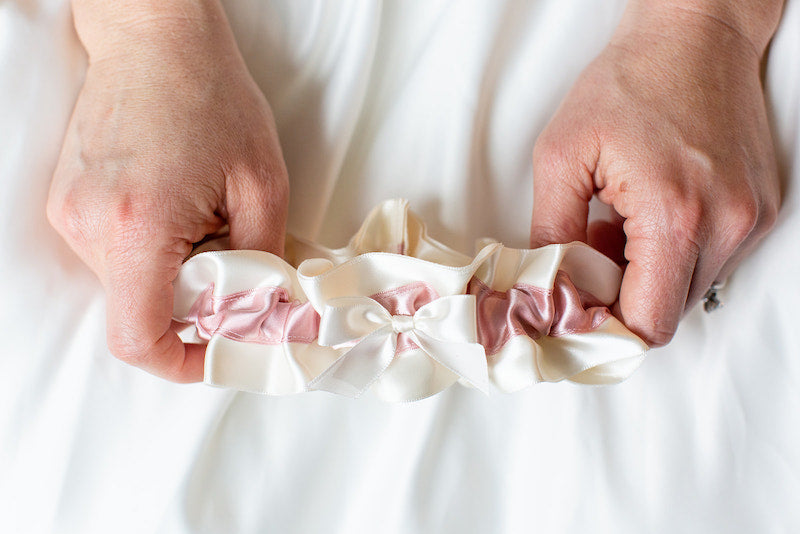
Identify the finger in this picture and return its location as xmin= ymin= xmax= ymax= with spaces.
xmin=103 ymin=239 xmax=204 ymax=383
xmin=684 ymin=194 xmax=775 ymax=310
xmin=226 ymin=161 xmax=289 ymax=255
xmin=530 ymin=137 xmax=595 ymax=247
xmin=617 ymin=217 xmax=699 ymax=347
xmin=706 ymin=201 xmax=778 ymax=291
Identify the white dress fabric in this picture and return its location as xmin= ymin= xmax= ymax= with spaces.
xmin=2 ymin=1 xmax=800 ymax=533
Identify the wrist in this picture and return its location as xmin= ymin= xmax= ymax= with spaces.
xmin=619 ymin=0 xmax=784 ymax=60
xmin=71 ymin=0 xmax=237 ymax=64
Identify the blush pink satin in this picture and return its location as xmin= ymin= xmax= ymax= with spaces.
xmin=186 ymin=285 xmax=320 ymax=344
xmin=369 ymin=282 xmax=439 ymax=315
xmin=470 ymin=271 xmax=611 ymax=355
xmin=182 ymin=271 xmax=612 ymax=354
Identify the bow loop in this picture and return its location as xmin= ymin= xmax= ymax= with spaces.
xmin=316 ymin=297 xmax=391 ymax=347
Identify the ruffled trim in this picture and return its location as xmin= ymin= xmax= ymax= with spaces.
xmin=173 ymin=199 xmax=648 ymax=401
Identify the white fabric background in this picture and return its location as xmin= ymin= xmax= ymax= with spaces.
xmin=1 ymin=0 xmax=799 ymax=532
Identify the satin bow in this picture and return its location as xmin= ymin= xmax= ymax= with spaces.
xmin=309 ymin=294 xmax=490 ymax=397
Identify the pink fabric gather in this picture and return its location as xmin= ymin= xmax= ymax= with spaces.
xmin=470 ymin=270 xmax=612 ymax=355
xmin=181 ymin=271 xmax=612 ymax=354
xmin=186 ymin=285 xmax=320 ymax=344
xmin=182 ymin=282 xmax=441 ymax=352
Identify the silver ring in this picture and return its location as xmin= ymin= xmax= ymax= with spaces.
xmin=702 ymin=280 xmax=726 ymax=313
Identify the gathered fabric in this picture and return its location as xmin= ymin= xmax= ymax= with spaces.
xmin=173 ymin=199 xmax=648 ymax=401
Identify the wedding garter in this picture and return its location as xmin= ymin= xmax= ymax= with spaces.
xmin=173 ymin=199 xmax=648 ymax=401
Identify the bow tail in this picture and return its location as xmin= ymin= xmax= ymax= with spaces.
xmin=411 ymin=331 xmax=490 ymax=394
xmin=308 ymin=326 xmax=397 ymax=397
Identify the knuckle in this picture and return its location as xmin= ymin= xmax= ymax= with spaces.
xmin=48 ymin=184 xmax=93 ymax=245
xmin=229 ymin=158 xmax=290 ymax=202
xmin=712 ymin=189 xmax=763 ymax=251
xmin=726 ymin=197 xmax=759 ymax=243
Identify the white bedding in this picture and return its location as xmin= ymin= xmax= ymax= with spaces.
xmin=1 ymin=0 xmax=799 ymax=532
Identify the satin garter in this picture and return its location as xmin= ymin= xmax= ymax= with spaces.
xmin=173 ymin=199 xmax=648 ymax=401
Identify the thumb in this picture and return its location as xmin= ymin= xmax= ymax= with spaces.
xmin=225 ymin=162 xmax=289 ymax=255
xmin=530 ymin=137 xmax=595 ymax=247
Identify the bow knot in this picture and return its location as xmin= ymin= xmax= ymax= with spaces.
xmin=390 ymin=314 xmax=415 ymax=334
xmin=309 ymin=294 xmax=490 ymax=398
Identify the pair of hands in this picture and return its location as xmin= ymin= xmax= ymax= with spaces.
xmin=48 ymin=1 xmax=781 ymax=382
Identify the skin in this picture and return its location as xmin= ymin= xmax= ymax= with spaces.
xmin=530 ymin=0 xmax=784 ymax=346
xmin=48 ymin=0 xmax=783 ymax=382
xmin=48 ymin=0 xmax=289 ymax=382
